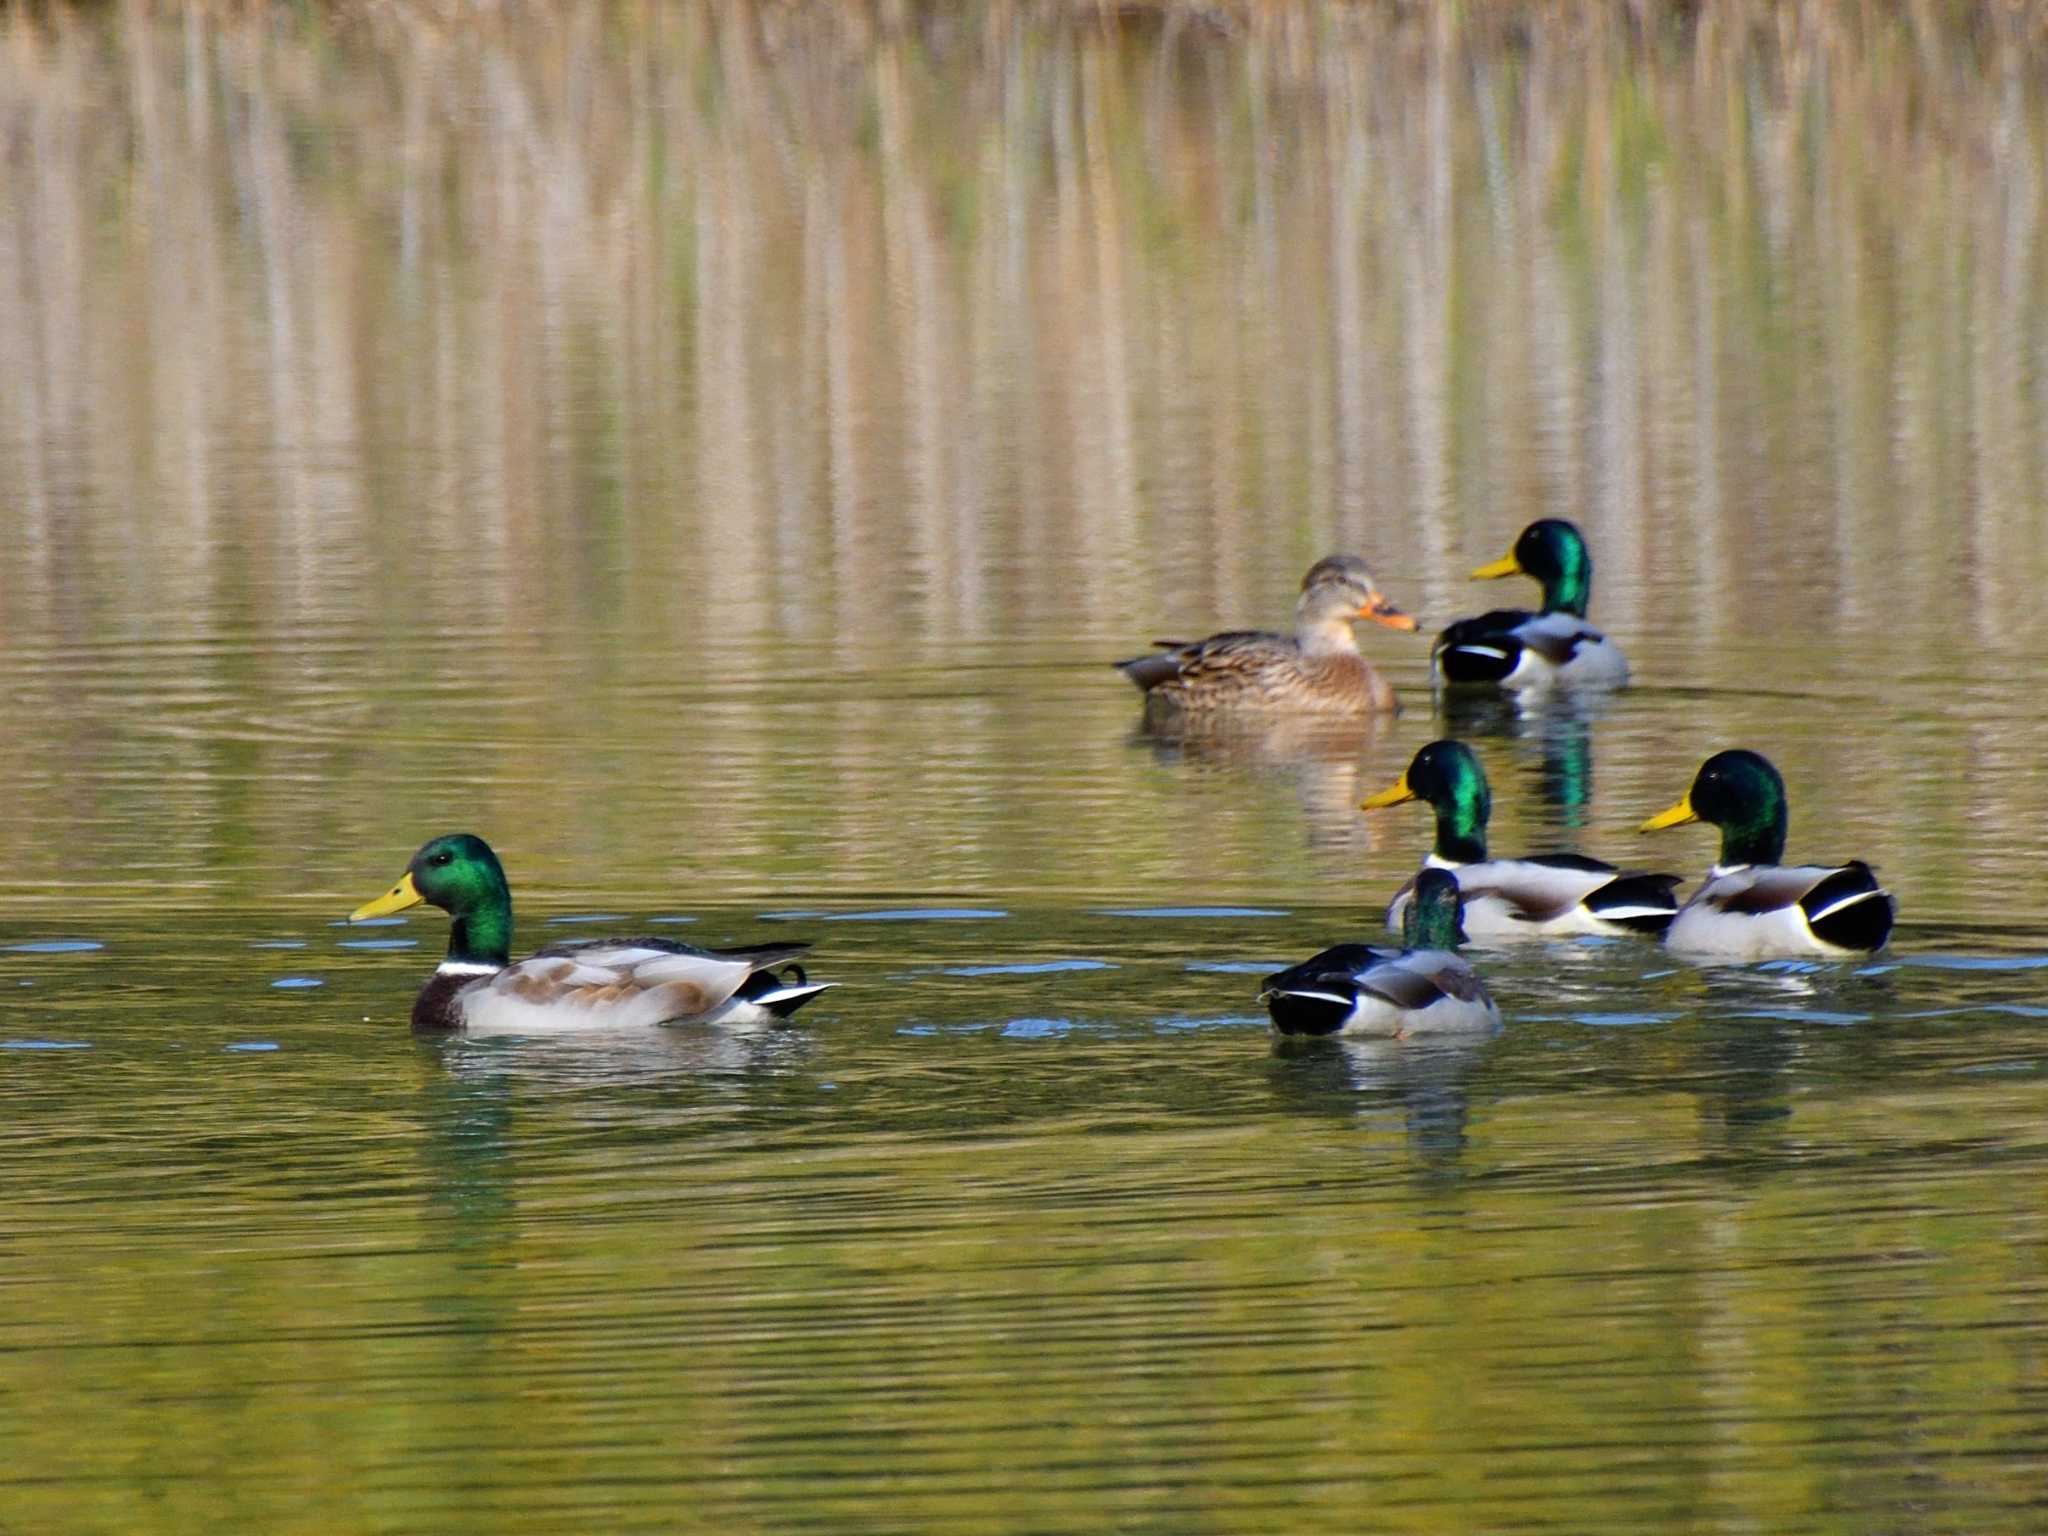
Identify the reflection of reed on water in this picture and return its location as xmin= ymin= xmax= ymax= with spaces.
xmin=0 ymin=2 xmax=2045 ymax=908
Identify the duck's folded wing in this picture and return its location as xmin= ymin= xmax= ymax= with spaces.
xmin=1353 ymin=958 xmax=1458 ymax=1013
xmin=1436 ymin=610 xmax=1610 ymax=681
xmin=1467 ymin=856 xmax=1678 ymax=928
xmin=1398 ymin=953 xmax=1490 ymax=1005
xmin=1510 ymin=612 xmax=1605 ymax=667
xmin=484 ymin=946 xmax=762 ymax=1022
xmin=1261 ymin=943 xmax=1397 ymax=999
xmin=1133 ymin=629 xmax=1293 ymax=685
xmin=1461 ymin=858 xmax=1619 ymax=924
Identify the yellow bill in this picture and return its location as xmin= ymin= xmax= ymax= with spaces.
xmin=1639 ymin=795 xmax=1699 ymax=833
xmin=1360 ymin=772 xmax=1417 ymax=811
xmin=351 ymin=869 xmax=424 ymax=921
xmin=1470 ymin=551 xmax=1523 ymax=581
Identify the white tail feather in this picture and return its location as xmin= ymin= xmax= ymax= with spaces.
xmin=1807 ymin=886 xmax=1885 ymax=924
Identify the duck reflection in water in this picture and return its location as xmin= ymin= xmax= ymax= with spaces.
xmin=1266 ymin=1034 xmax=1493 ymax=1169
xmin=430 ymin=1021 xmax=814 ymax=1097
xmin=1435 ymin=685 xmax=1607 ymax=831
xmin=1133 ymin=713 xmax=1397 ymax=852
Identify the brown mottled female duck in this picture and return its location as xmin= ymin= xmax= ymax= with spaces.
xmin=1115 ymin=556 xmax=1419 ymax=718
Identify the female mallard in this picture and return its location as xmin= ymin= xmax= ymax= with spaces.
xmin=1362 ymin=739 xmax=1680 ymax=940
xmin=349 ymin=833 xmax=833 ymax=1033
xmin=1116 ymin=555 xmax=1418 ymax=717
xmin=1640 ymin=750 xmax=1895 ymax=958
xmin=1433 ymin=519 xmax=1628 ymax=691
xmin=1261 ymin=868 xmax=1500 ymax=1038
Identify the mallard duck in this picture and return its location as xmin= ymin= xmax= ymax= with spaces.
xmin=1116 ymin=555 xmax=1418 ymax=716
xmin=1640 ymin=750 xmax=1895 ymax=958
xmin=1433 ymin=519 xmax=1628 ymax=691
xmin=1362 ymin=739 xmax=1680 ymax=940
xmin=349 ymin=833 xmax=833 ymax=1033
xmin=1261 ymin=868 xmax=1501 ymax=1037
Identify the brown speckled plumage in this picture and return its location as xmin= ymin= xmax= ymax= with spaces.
xmin=1115 ymin=555 xmax=1415 ymax=717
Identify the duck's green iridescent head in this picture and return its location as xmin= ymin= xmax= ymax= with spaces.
xmin=1471 ymin=518 xmax=1593 ymax=618
xmin=1640 ymin=749 xmax=1788 ymax=868
xmin=350 ymin=832 xmax=514 ymax=966
xmin=1403 ymin=866 xmax=1469 ymax=949
xmin=1361 ymin=739 xmax=1491 ymax=864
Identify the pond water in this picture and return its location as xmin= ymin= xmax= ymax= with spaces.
xmin=4 ymin=3 xmax=2048 ymax=1530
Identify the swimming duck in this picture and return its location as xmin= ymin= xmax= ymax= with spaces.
xmin=1261 ymin=868 xmax=1501 ymax=1037
xmin=1361 ymin=739 xmax=1680 ymax=940
xmin=1640 ymin=750 xmax=1895 ymax=958
xmin=349 ymin=833 xmax=833 ymax=1033
xmin=1117 ymin=555 xmax=1418 ymax=717
xmin=1433 ymin=519 xmax=1629 ymax=691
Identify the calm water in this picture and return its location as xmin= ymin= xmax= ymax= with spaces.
xmin=5 ymin=3 xmax=2048 ymax=1530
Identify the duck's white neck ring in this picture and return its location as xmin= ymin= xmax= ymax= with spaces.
xmin=435 ymin=960 xmax=501 ymax=977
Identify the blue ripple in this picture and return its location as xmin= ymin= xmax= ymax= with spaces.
xmin=339 ymin=939 xmax=418 ymax=950
xmin=1727 ymin=1007 xmax=1869 ymax=1025
xmin=271 ymin=977 xmax=325 ymax=990
xmin=1 ymin=1039 xmax=92 ymax=1050
xmin=1906 ymin=953 xmax=2048 ymax=972
xmin=4 ymin=940 xmax=104 ymax=954
xmin=1000 ymin=1017 xmax=1091 ymax=1039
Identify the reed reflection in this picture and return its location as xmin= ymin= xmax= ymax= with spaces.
xmin=1131 ymin=715 xmax=1397 ymax=853
xmin=0 ymin=1 xmax=2045 ymax=917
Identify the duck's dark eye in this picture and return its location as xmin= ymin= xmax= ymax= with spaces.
xmin=430 ymin=851 xmax=453 ymax=866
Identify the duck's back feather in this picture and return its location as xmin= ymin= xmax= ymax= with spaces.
xmin=1118 ymin=631 xmax=1395 ymax=714
xmin=1262 ymin=946 xmax=1498 ymax=1037
xmin=1388 ymin=857 xmax=1679 ymax=940
xmin=1435 ymin=610 xmax=1627 ymax=690
xmin=1666 ymin=863 xmax=1894 ymax=958
xmin=420 ymin=939 xmax=827 ymax=1034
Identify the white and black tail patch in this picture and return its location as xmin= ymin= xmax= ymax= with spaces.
xmin=738 ymin=962 xmax=835 ymax=1019
xmin=1261 ymin=986 xmax=1357 ymax=1037
xmin=1801 ymin=864 xmax=1894 ymax=952
xmin=1587 ymin=872 xmax=1683 ymax=936
xmin=1434 ymin=610 xmax=1535 ymax=684
xmin=1436 ymin=640 xmax=1520 ymax=684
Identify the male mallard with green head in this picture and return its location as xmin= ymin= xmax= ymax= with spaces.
xmin=1640 ymin=750 xmax=1895 ymax=959
xmin=1362 ymin=739 xmax=1679 ymax=940
xmin=350 ymin=834 xmax=833 ymax=1033
xmin=1434 ymin=519 xmax=1629 ymax=692
xmin=1261 ymin=867 xmax=1502 ymax=1038
xmin=1117 ymin=555 xmax=1419 ymax=717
